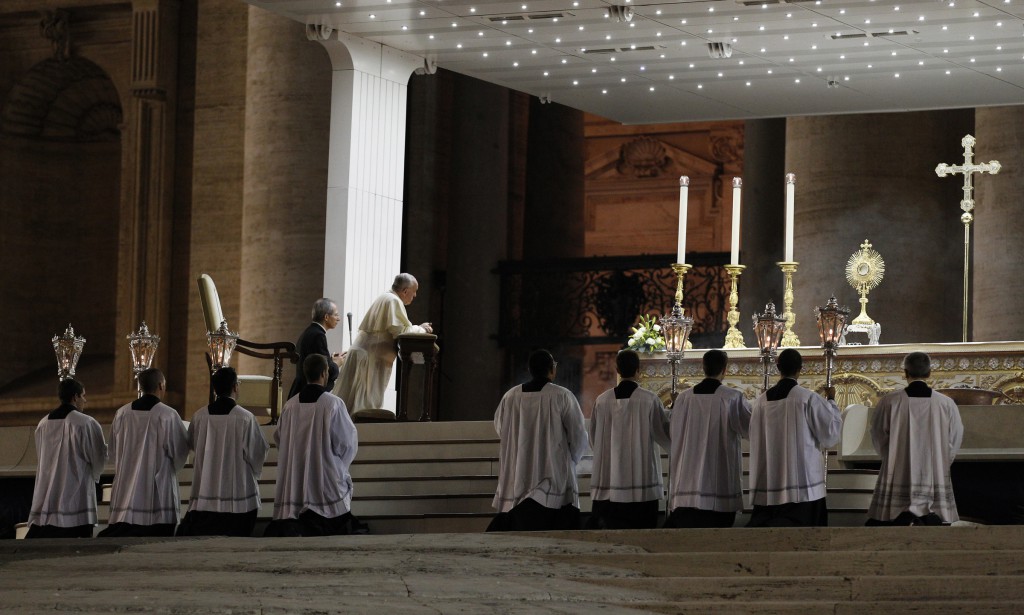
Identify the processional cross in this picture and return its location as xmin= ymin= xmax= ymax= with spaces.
xmin=935 ymin=134 xmax=1000 ymax=343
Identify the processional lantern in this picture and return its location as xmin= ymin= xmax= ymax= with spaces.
xmin=127 ymin=321 xmax=160 ymax=397
xmin=660 ymin=303 xmax=693 ymax=400
xmin=52 ymin=324 xmax=86 ymax=382
xmin=207 ymin=319 xmax=239 ymax=373
xmin=815 ymin=296 xmax=850 ymax=390
xmin=752 ymin=302 xmax=786 ymax=393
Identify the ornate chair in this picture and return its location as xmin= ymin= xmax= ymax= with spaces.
xmin=197 ymin=274 xmax=297 ymax=424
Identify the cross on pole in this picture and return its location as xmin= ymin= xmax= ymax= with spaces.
xmin=936 ymin=134 xmax=1001 ymax=343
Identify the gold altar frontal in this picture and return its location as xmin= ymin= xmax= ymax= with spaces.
xmin=639 ymin=341 xmax=1024 ymax=408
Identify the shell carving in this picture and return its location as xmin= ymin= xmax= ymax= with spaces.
xmin=617 ymin=137 xmax=670 ymax=178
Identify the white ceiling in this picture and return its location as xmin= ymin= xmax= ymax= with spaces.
xmin=246 ymin=0 xmax=1024 ymax=125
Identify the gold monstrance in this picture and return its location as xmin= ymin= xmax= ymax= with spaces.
xmin=845 ymin=240 xmax=885 ymax=326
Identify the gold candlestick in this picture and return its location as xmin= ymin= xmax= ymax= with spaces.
xmin=671 ymin=263 xmax=693 ymax=350
xmin=723 ymin=264 xmax=746 ymax=348
xmin=777 ymin=261 xmax=801 ymax=347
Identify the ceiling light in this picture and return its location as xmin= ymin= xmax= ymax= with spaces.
xmin=482 ymin=52 xmax=488 ymax=57
xmin=746 ymin=81 xmax=751 ymax=86
xmin=513 ymin=62 xmax=519 ymax=67
xmin=697 ymin=84 xmax=703 ymax=88
xmin=894 ymin=73 xmax=899 ymax=78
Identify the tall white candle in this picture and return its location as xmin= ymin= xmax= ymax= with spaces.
xmin=677 ymin=176 xmax=689 ymax=263
xmin=731 ymin=177 xmax=742 ymax=265
xmin=784 ymin=173 xmax=796 ymax=262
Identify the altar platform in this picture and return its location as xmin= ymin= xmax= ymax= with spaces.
xmin=637 ymin=340 xmax=1024 ymax=408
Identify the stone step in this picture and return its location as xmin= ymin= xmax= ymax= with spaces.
xmin=599 ymin=574 xmax=1024 ymax=603
xmin=534 ymin=526 xmax=1024 ymax=553
xmin=556 ymin=549 xmax=1024 ymax=577
xmin=630 ymin=601 xmax=1023 ymax=615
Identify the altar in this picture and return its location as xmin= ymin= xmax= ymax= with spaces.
xmin=638 ymin=340 xmax=1024 ymax=408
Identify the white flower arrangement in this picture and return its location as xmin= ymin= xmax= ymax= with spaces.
xmin=626 ymin=314 xmax=666 ymax=353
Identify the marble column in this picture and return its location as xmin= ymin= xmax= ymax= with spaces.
xmin=316 ymin=31 xmax=421 ymax=411
xmin=973 ymin=105 xmax=1024 ymax=341
xmin=784 ymin=110 xmax=973 ymax=345
xmin=739 ymin=118 xmax=787 ymax=347
xmin=238 ymin=9 xmax=331 ymax=373
xmin=439 ymin=77 xmax=513 ymax=421
xmin=184 ymin=0 xmax=248 ymax=414
xmin=116 ymin=0 xmax=178 ymax=397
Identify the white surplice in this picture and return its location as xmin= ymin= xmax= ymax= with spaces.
xmin=28 ymin=409 xmax=108 ymax=527
xmin=748 ymin=382 xmax=842 ymax=506
xmin=337 ymin=290 xmax=426 ymax=413
xmin=107 ymin=401 xmax=189 ymax=525
xmin=668 ymin=382 xmax=752 ymax=512
xmin=186 ymin=404 xmax=269 ymax=514
xmin=492 ymin=382 xmax=589 ymax=513
xmin=867 ymin=388 xmax=964 ymax=522
xmin=589 ymin=385 xmax=670 ymax=503
xmin=273 ymin=390 xmax=358 ymax=520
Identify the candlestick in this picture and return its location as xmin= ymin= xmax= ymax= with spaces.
xmin=784 ymin=173 xmax=795 ymax=262
xmin=677 ymin=176 xmax=689 ymax=264
xmin=723 ymin=264 xmax=746 ymax=348
xmin=777 ymin=261 xmax=801 ymax=347
xmin=671 ymin=263 xmax=693 ymax=350
xmin=731 ymin=177 xmax=742 ymax=265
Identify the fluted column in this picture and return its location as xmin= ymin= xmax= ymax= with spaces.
xmin=973 ymin=105 xmax=1024 ymax=341
xmin=315 ymin=31 xmax=421 ymax=411
xmin=785 ymin=110 xmax=973 ymax=344
xmin=238 ymin=9 xmax=331 ymax=372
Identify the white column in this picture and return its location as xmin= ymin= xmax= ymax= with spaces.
xmin=316 ymin=32 xmax=422 ymax=410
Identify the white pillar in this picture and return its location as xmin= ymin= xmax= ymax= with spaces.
xmin=315 ymin=31 xmax=422 ymax=410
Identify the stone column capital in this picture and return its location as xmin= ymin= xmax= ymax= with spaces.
xmin=313 ymin=31 xmax=423 ymax=87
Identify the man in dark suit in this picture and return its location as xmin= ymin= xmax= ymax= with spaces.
xmin=287 ymin=298 xmax=341 ymax=399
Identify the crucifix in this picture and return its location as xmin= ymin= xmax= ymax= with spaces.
xmin=935 ymin=134 xmax=1001 ymax=343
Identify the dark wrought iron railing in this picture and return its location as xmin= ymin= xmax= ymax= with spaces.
xmin=495 ymin=252 xmax=730 ymax=350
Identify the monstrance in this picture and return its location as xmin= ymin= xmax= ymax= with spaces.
xmin=845 ymin=239 xmax=885 ymax=327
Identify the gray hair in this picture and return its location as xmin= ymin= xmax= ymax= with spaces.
xmin=392 ymin=273 xmax=418 ymax=292
xmin=311 ymin=298 xmax=337 ymax=322
xmin=904 ymin=352 xmax=931 ymax=379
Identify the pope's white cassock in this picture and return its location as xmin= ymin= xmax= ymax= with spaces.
xmin=107 ymin=398 xmax=189 ymax=525
xmin=28 ymin=408 xmax=107 ymax=528
xmin=492 ymin=383 xmax=588 ymax=513
xmin=589 ymin=384 xmax=670 ymax=503
xmin=337 ymin=290 xmax=426 ymax=414
xmin=867 ymin=382 xmax=964 ymax=523
xmin=748 ymin=381 xmax=842 ymax=507
xmin=668 ymin=380 xmax=752 ymax=513
xmin=186 ymin=401 xmax=269 ymax=516
xmin=273 ymin=388 xmax=358 ymax=521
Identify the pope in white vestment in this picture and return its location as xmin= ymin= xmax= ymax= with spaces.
xmin=490 ymin=350 xmax=588 ymax=531
xmin=26 ymin=378 xmax=108 ymax=539
xmin=747 ymin=349 xmax=842 ymax=527
xmin=337 ymin=274 xmax=431 ymax=415
xmin=102 ymin=369 xmax=189 ymax=536
xmin=667 ymin=350 xmax=752 ymax=528
xmin=867 ymin=352 xmax=964 ymax=525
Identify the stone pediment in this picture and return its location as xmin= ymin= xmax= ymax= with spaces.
xmin=585 ymin=137 xmax=719 ymax=181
